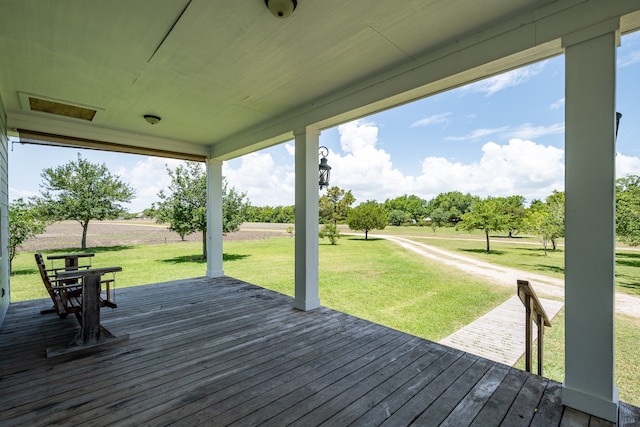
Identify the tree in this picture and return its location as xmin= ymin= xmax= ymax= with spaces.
xmin=36 ymin=154 xmax=135 ymax=249
xmin=8 ymin=198 xmax=47 ymax=273
xmin=545 ymin=191 xmax=565 ymax=250
xmin=383 ymin=194 xmax=427 ymax=223
xmin=388 ymin=209 xmax=407 ymax=226
xmin=425 ymin=191 xmax=477 ymax=225
xmin=346 ymin=201 xmax=388 ymax=240
xmin=222 ymin=182 xmax=250 ymax=233
xmin=459 ymin=197 xmax=507 ymax=253
xmin=319 ymin=224 xmax=340 ymax=245
xmin=155 ymin=162 xmax=205 ymax=241
xmin=616 ymin=175 xmax=640 ymax=245
xmin=524 ymin=192 xmax=564 ymax=254
xmin=427 ymin=207 xmax=448 ymax=233
xmin=155 ymin=162 xmax=249 ymax=258
xmin=319 ymin=186 xmax=355 ymax=225
xmin=501 ymin=195 xmax=527 ymax=237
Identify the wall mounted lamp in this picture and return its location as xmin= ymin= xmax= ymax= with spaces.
xmin=319 ymin=146 xmax=331 ymax=190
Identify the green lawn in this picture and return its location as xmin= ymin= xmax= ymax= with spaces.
xmin=11 ymin=236 xmax=511 ymax=343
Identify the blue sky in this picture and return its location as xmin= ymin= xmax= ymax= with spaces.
xmin=9 ymin=32 xmax=640 ymax=212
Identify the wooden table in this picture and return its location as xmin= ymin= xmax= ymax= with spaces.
xmin=47 ymin=253 xmax=95 ymax=270
xmin=57 ymin=266 xmax=122 ymax=346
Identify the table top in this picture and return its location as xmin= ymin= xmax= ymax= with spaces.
xmin=57 ymin=266 xmax=122 ymax=279
xmin=46 ymin=253 xmax=95 ymax=260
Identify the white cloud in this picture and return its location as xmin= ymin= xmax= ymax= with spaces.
xmin=462 ymin=63 xmax=546 ymax=97
xmin=415 ymin=139 xmax=565 ymax=202
xmin=410 ymin=112 xmax=451 ymax=128
xmin=618 ymin=50 xmax=640 ymax=68
xmin=223 ymin=151 xmax=295 ymax=207
xmin=8 ymin=187 xmax=38 ymax=201
xmin=616 ymin=153 xmax=640 ymax=178
xmin=549 ymin=98 xmax=565 ymax=110
xmin=446 ymin=123 xmax=563 ymax=142
xmin=329 ymin=121 xmax=415 ymax=202
xmin=117 ymin=157 xmax=183 ymax=212
xmin=445 ymin=127 xmax=508 ymax=142
xmin=507 ymin=123 xmax=564 ymax=140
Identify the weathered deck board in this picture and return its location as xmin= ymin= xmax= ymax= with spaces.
xmin=0 ymin=276 xmax=636 ymax=426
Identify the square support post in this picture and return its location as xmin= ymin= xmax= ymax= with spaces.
xmin=206 ymin=159 xmax=224 ymax=278
xmin=562 ymin=20 xmax=619 ymax=422
xmin=293 ymin=127 xmax=321 ymax=311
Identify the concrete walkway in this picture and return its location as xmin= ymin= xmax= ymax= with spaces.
xmin=365 ymin=233 xmax=638 ymax=367
xmin=439 ymin=296 xmax=564 ymax=365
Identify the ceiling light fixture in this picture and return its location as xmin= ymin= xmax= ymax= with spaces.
xmin=265 ymin=0 xmax=297 ymax=18
xmin=144 ymin=114 xmax=161 ymax=125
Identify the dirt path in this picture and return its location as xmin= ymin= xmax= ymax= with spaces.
xmin=368 ymin=233 xmax=640 ymax=319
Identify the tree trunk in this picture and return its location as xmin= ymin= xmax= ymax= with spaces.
xmin=365 ymin=230 xmax=369 ymax=240
xmin=202 ymin=230 xmax=207 ymax=260
xmin=485 ymin=229 xmax=490 ymax=253
xmin=81 ymin=222 xmax=89 ymax=249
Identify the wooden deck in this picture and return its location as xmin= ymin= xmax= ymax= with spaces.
xmin=1 ymin=277 xmax=638 ymax=426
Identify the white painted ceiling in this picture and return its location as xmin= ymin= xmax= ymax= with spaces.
xmin=1 ymin=1 xmax=640 ymax=160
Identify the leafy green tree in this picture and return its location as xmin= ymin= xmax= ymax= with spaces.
xmin=155 ymin=162 xmax=249 ymax=258
xmin=427 ymin=207 xmax=448 ymax=233
xmin=545 ymin=191 xmax=565 ymax=250
xmin=388 ymin=209 xmax=407 ymax=226
xmin=36 ymin=154 xmax=135 ymax=249
xmin=383 ymin=194 xmax=427 ymax=223
xmin=525 ymin=192 xmax=564 ymax=254
xmin=502 ymin=195 xmax=527 ymax=237
xmin=319 ymin=186 xmax=355 ymax=225
xmin=222 ymin=183 xmax=250 ymax=233
xmin=246 ymin=205 xmax=295 ymax=223
xmin=426 ymin=191 xmax=477 ymax=225
xmin=319 ymin=224 xmax=340 ymax=245
xmin=155 ymin=162 xmax=204 ymax=241
xmin=459 ymin=197 xmax=507 ymax=253
xmin=8 ymin=198 xmax=48 ymax=273
xmin=616 ymin=176 xmax=640 ymax=245
xmin=347 ymin=201 xmax=388 ymax=240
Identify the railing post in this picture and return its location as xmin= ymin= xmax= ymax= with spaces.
xmin=524 ymin=293 xmax=532 ymax=373
xmin=537 ymin=312 xmax=544 ymax=376
xmin=518 ymin=280 xmax=551 ymax=376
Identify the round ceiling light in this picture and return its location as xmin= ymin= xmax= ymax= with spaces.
xmin=265 ymin=0 xmax=297 ymax=18
xmin=144 ymin=114 xmax=161 ymax=125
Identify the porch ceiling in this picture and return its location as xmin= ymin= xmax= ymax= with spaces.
xmin=1 ymin=1 xmax=640 ymax=160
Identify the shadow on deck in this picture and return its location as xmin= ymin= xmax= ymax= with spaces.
xmin=0 ymin=276 xmax=638 ymax=426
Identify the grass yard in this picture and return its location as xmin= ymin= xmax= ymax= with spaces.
xmin=224 ymin=236 xmax=513 ymax=341
xmin=11 ymin=235 xmax=511 ymax=343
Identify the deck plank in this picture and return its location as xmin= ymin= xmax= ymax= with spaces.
xmin=0 ymin=276 xmax=636 ymax=426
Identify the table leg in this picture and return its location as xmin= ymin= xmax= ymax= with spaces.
xmin=80 ymin=273 xmax=101 ymax=345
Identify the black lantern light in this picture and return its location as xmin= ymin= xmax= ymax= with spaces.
xmin=318 ymin=146 xmax=331 ymax=190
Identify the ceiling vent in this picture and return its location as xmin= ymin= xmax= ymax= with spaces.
xmin=19 ymin=92 xmax=100 ymax=121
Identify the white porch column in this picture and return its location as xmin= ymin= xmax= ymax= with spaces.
xmin=562 ymin=20 xmax=619 ymax=422
xmin=294 ymin=127 xmax=321 ymax=311
xmin=206 ymin=159 xmax=224 ymax=278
